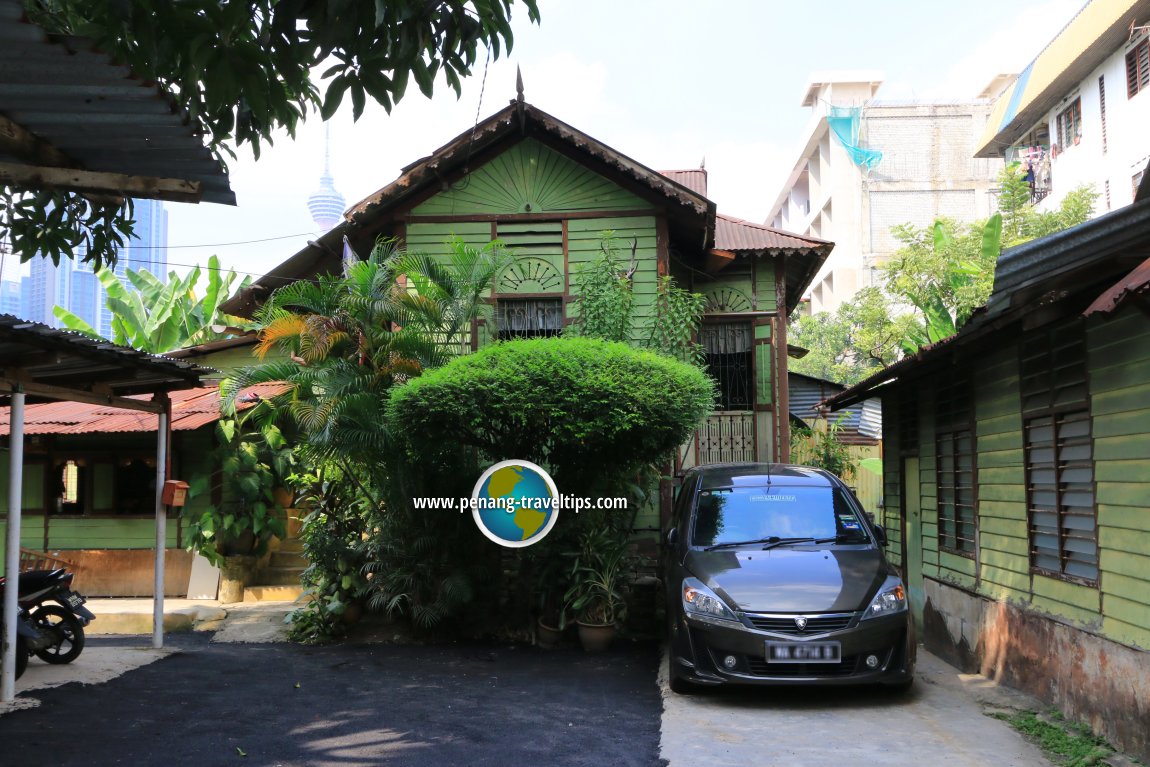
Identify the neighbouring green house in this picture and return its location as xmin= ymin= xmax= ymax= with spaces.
xmin=221 ymin=98 xmax=833 ymax=525
xmin=0 ymin=377 xmax=280 ymax=597
xmin=825 ymin=171 xmax=1150 ymax=762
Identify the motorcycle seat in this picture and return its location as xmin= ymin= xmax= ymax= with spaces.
xmin=1 ymin=568 xmax=68 ymax=591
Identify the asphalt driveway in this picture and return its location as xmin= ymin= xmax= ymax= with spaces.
xmin=0 ymin=634 xmax=665 ymax=767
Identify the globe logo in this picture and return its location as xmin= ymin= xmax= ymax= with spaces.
xmin=472 ymin=460 xmax=559 ymax=547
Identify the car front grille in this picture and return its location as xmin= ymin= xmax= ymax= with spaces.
xmin=745 ymin=614 xmax=854 ymax=635
xmin=746 ymin=656 xmax=860 ymax=677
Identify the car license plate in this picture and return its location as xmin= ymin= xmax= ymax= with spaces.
xmin=766 ymin=641 xmax=841 ymax=663
xmin=66 ymin=592 xmax=85 ymax=609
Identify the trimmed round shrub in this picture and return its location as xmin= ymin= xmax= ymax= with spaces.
xmin=387 ymin=337 xmax=714 ymax=490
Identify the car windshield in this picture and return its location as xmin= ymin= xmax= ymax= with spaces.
xmin=690 ymin=485 xmax=868 ymax=548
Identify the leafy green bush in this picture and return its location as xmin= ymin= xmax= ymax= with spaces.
xmin=183 ymin=415 xmax=293 ymax=567
xmin=387 ymin=337 xmax=715 ymax=491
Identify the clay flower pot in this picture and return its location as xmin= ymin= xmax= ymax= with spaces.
xmin=577 ymin=621 xmax=616 ymax=652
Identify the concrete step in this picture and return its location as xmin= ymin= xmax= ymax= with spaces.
xmin=85 ymin=600 xmax=227 ymax=635
xmin=255 ymin=565 xmax=305 ymax=586
xmin=243 ymin=584 xmax=306 ymax=603
xmin=276 ymin=539 xmax=305 ymax=554
xmin=270 ymin=551 xmax=308 ymax=569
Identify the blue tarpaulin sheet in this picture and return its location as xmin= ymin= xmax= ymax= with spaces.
xmin=827 ymin=106 xmax=882 ymax=172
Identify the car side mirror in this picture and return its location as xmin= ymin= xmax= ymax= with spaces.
xmin=664 ymin=527 xmax=678 ymax=549
xmin=873 ymin=525 xmax=888 ymax=547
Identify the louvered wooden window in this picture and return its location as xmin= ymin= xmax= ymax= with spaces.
xmin=935 ymin=371 xmax=976 ymax=554
xmin=1098 ymin=76 xmax=1108 ymax=154
xmin=1021 ymin=322 xmax=1098 ymax=584
xmin=1055 ymin=98 xmax=1082 ymax=147
xmin=1128 ymin=38 xmax=1150 ymax=98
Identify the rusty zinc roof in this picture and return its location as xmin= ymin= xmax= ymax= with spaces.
xmin=0 ymin=382 xmax=285 ymax=436
xmin=0 ymin=0 xmax=234 ymax=204
xmin=660 ymin=169 xmax=709 ymax=197
xmin=1083 ymin=255 xmax=1150 ymax=317
xmin=715 ymin=213 xmax=832 ymax=253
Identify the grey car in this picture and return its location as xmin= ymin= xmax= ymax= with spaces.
xmin=663 ymin=463 xmax=915 ymax=692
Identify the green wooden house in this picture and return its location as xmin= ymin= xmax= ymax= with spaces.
xmin=825 ymin=178 xmax=1150 ymax=762
xmin=223 ymin=99 xmax=832 ymax=524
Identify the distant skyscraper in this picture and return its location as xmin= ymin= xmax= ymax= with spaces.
xmin=25 ymin=256 xmax=71 ymax=326
xmin=0 ymin=247 xmax=21 ymax=317
xmin=13 ymin=198 xmax=168 ymax=332
xmin=307 ymin=125 xmax=345 ymax=231
xmin=97 ymin=198 xmax=168 ymax=337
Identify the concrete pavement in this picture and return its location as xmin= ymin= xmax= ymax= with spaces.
xmin=659 ymin=649 xmax=1054 ymax=767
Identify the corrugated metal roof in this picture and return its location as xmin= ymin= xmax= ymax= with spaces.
xmin=0 ymin=313 xmax=213 ymax=398
xmin=788 ymin=371 xmax=882 ymax=443
xmin=660 ymin=169 xmax=708 ymax=196
xmin=715 ymin=213 xmax=832 ymax=252
xmin=1083 ymin=255 xmax=1150 ymax=315
xmin=0 ymin=0 xmax=234 ymax=204
xmin=0 ymin=382 xmax=285 ymax=435
xmin=975 ymin=0 xmax=1150 ymax=157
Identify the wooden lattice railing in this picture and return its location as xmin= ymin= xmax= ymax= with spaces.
xmin=18 ymin=547 xmax=77 ymax=572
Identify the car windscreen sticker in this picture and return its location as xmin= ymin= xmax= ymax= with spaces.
xmin=839 ymin=515 xmax=860 ymax=530
xmin=749 ymin=494 xmax=798 ymax=502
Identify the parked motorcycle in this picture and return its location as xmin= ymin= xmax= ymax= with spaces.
xmin=2 ymin=607 xmax=56 ymax=680
xmin=0 ymin=568 xmax=95 ymax=666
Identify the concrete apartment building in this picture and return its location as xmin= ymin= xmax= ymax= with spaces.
xmin=976 ymin=0 xmax=1150 ymax=214
xmin=767 ymin=72 xmax=1002 ymax=314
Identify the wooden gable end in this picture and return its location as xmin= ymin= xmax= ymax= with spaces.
xmin=410 ymin=139 xmax=654 ymax=217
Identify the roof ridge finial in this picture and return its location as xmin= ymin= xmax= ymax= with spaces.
xmin=516 ymin=65 xmax=524 ymax=104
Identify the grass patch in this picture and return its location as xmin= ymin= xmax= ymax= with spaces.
xmin=991 ymin=709 xmax=1113 ymax=767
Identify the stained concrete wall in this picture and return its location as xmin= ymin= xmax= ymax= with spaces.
xmin=922 ymin=577 xmax=1150 ymax=762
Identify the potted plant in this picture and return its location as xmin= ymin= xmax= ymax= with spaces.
xmin=533 ymin=554 xmax=570 ymax=648
xmin=183 ymin=415 xmax=295 ymax=601
xmin=562 ymin=527 xmax=633 ymax=652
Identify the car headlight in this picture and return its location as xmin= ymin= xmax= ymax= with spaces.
xmin=682 ymin=577 xmax=738 ymax=622
xmin=862 ymin=577 xmax=907 ymax=620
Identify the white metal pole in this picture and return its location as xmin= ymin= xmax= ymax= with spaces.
xmin=2 ymin=390 xmax=26 ymax=701
xmin=152 ymin=409 xmax=168 ymax=650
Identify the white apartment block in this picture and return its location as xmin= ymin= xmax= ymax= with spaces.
xmin=976 ymin=0 xmax=1150 ymax=214
xmin=767 ymin=73 xmax=1000 ymax=315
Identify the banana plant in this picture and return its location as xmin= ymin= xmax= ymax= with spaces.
xmin=53 ymin=255 xmax=250 ymax=353
xmin=900 ymin=214 xmax=1002 ymax=354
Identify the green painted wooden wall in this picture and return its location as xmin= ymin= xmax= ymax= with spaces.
xmin=411 ymin=139 xmax=651 ymax=216
xmin=881 ymin=304 xmax=1150 ymax=651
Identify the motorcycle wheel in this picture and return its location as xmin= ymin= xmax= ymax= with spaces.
xmin=15 ymin=635 xmax=27 ymax=680
xmin=31 ymin=605 xmax=85 ymax=664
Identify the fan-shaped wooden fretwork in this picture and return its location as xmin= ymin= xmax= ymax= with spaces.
xmin=702 ymin=286 xmax=753 ymax=313
xmin=412 ymin=139 xmax=649 ymax=215
xmin=498 ymin=257 xmax=564 ymax=293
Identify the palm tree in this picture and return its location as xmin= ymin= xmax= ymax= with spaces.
xmin=221 ymin=237 xmax=509 ymax=467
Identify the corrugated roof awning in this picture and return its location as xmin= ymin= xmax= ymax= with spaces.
xmin=0 ymin=314 xmax=214 ymax=412
xmin=0 ymin=0 xmax=233 ymax=204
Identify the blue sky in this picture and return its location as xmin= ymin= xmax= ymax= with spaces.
xmin=163 ymin=0 xmax=1085 ymax=281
